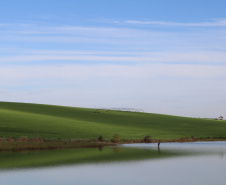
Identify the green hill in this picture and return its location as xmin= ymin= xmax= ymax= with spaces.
xmin=0 ymin=102 xmax=225 ymax=140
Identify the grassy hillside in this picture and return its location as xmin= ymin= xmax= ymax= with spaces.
xmin=0 ymin=102 xmax=225 ymax=140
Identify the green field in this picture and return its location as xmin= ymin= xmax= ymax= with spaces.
xmin=0 ymin=102 xmax=225 ymax=140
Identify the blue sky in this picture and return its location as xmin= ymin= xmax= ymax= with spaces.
xmin=1 ymin=0 xmax=226 ymax=118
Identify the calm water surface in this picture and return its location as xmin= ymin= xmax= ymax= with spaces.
xmin=1 ymin=141 xmax=226 ymax=185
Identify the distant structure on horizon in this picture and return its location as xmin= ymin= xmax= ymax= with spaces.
xmin=94 ymin=107 xmax=144 ymax=113
xmin=203 ymin=116 xmax=224 ymax=120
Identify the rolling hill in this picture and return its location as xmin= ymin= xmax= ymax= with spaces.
xmin=0 ymin=102 xmax=225 ymax=140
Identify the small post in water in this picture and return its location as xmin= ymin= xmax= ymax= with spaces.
xmin=158 ymin=140 xmax=161 ymax=150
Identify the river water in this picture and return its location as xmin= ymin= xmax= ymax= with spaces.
xmin=1 ymin=141 xmax=226 ymax=185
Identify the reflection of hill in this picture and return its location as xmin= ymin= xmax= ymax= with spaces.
xmin=0 ymin=147 xmax=183 ymax=170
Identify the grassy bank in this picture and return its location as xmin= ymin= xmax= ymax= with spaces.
xmin=1 ymin=136 xmax=226 ymax=152
xmin=0 ymin=102 xmax=226 ymax=140
xmin=0 ymin=138 xmax=115 ymax=152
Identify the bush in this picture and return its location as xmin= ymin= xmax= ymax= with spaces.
xmin=144 ymin=135 xmax=152 ymax=143
xmin=112 ymin=134 xmax=121 ymax=143
xmin=98 ymin=135 xmax=104 ymax=142
xmin=20 ymin=136 xmax=28 ymax=142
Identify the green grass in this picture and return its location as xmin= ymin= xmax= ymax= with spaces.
xmin=0 ymin=101 xmax=226 ymax=140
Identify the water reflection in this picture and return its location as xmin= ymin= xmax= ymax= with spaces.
xmin=0 ymin=145 xmax=181 ymax=170
xmin=125 ymin=142 xmax=226 ymax=160
xmin=0 ymin=142 xmax=226 ymax=185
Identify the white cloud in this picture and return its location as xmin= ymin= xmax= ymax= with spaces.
xmin=0 ymin=64 xmax=225 ymax=84
xmin=3 ymin=24 xmax=147 ymax=38
xmin=1 ymin=51 xmax=226 ymax=64
xmin=125 ymin=18 xmax=226 ymax=27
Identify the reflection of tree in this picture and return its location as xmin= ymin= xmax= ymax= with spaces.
xmin=113 ymin=147 xmax=121 ymax=153
xmin=98 ymin=146 xmax=103 ymax=152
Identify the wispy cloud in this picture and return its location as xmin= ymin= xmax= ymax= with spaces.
xmin=1 ymin=63 xmax=226 ymax=83
xmin=126 ymin=19 xmax=226 ymax=27
xmin=1 ymin=22 xmax=226 ymax=52
xmin=2 ymin=24 xmax=144 ymax=38
xmin=1 ymin=51 xmax=226 ymax=64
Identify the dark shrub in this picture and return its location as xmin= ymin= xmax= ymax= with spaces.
xmin=144 ymin=135 xmax=152 ymax=143
xmin=98 ymin=135 xmax=104 ymax=142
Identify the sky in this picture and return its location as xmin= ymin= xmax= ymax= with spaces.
xmin=0 ymin=0 xmax=226 ymax=118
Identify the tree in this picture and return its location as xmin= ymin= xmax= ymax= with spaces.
xmin=144 ymin=135 xmax=152 ymax=143
xmin=112 ymin=134 xmax=121 ymax=143
xmin=98 ymin=135 xmax=104 ymax=142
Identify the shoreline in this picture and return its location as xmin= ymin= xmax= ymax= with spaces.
xmin=0 ymin=139 xmax=115 ymax=152
xmin=0 ymin=137 xmax=226 ymax=152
